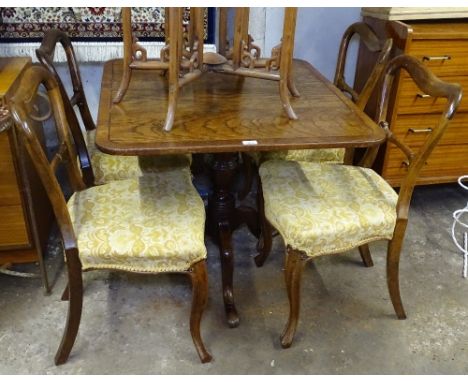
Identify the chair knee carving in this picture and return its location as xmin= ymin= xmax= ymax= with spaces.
xmin=35 ymin=29 xmax=192 ymax=186
xmin=258 ymin=54 xmax=462 ymax=348
xmin=10 ymin=65 xmax=212 ymax=364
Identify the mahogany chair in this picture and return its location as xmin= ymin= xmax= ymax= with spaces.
xmin=239 ymin=22 xmax=393 ymax=200
xmin=10 ymin=65 xmax=212 ymax=364
xmin=257 ymin=55 xmax=462 ymax=348
xmin=36 ymin=29 xmax=191 ymax=186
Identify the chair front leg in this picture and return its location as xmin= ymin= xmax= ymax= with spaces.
xmin=55 ymin=251 xmax=83 ymax=365
xmin=280 ymin=247 xmax=307 ymax=348
xmin=387 ymin=221 xmax=408 ymax=320
xmin=189 ymin=260 xmax=212 ymax=363
xmin=254 ymin=181 xmax=273 ymax=267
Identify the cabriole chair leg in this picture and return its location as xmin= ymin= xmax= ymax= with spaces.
xmin=189 ymin=261 xmax=213 ymax=363
xmin=280 ymin=247 xmax=307 ymax=348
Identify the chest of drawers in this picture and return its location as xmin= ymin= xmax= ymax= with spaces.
xmin=0 ymin=57 xmax=53 ymax=291
xmin=355 ymin=16 xmax=468 ymax=186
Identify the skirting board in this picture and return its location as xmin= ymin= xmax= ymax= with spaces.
xmin=0 ymin=41 xmax=217 ymax=63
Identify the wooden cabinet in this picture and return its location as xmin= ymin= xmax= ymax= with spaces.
xmin=355 ymin=16 xmax=468 ymax=186
xmin=0 ymin=57 xmax=53 ymax=291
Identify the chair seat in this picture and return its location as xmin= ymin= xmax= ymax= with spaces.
xmin=262 ymin=148 xmax=345 ymax=164
xmin=67 ymin=168 xmax=207 ymax=273
xmin=85 ymin=130 xmax=191 ymax=184
xmin=259 ymin=160 xmax=398 ymax=257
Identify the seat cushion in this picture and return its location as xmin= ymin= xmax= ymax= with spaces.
xmin=85 ymin=130 xmax=191 ymax=184
xmin=259 ymin=160 xmax=398 ymax=257
xmin=261 ymin=148 xmax=345 ymax=164
xmin=67 ymin=168 xmax=207 ymax=272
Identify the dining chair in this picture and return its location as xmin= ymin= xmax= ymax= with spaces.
xmin=10 ymin=65 xmax=212 ymax=364
xmin=238 ymin=22 xmax=393 ymax=200
xmin=36 ymin=29 xmax=191 ymax=186
xmin=257 ymin=54 xmax=462 ymax=348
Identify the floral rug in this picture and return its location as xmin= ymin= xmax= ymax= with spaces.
xmin=0 ymin=7 xmax=214 ymax=42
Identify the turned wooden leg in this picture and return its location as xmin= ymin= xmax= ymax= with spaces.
xmin=254 ymin=181 xmax=273 ymax=267
xmin=387 ymin=222 xmax=407 ymax=320
xmin=287 ymin=74 xmax=300 ymax=97
xmin=189 ymin=261 xmax=212 ymax=363
xmin=163 ymin=7 xmax=182 ymax=132
xmin=358 ymin=244 xmax=374 ymax=268
xmin=218 ymin=221 xmax=239 ymax=328
xmin=238 ymin=153 xmax=255 ymax=201
xmin=280 ymin=247 xmax=307 ymax=348
xmin=55 ymin=250 xmax=83 ymax=365
xmin=279 ymin=78 xmax=298 ymax=120
xmin=112 ymin=66 xmax=132 ymax=104
xmin=207 ymin=153 xmax=240 ymax=328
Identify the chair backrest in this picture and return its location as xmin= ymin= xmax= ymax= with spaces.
xmin=375 ymin=55 xmax=462 ymax=219
xmin=334 ymin=22 xmax=393 ymax=111
xmin=10 ymin=65 xmax=86 ymax=251
xmin=36 ymin=29 xmax=94 ymax=186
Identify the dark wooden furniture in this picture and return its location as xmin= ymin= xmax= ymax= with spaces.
xmin=355 ymin=17 xmax=468 ymax=186
xmin=96 ymin=58 xmax=386 ymax=328
xmin=0 ymin=57 xmax=53 ymax=292
xmin=259 ymin=55 xmax=462 ymax=348
xmin=10 ymin=64 xmax=212 ymax=365
xmin=36 ymin=29 xmax=95 ymax=187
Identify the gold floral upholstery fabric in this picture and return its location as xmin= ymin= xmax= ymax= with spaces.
xmin=261 ymin=148 xmax=345 ymax=164
xmin=67 ymin=168 xmax=207 ymax=273
xmin=259 ymin=160 xmax=398 ymax=257
xmin=85 ymin=130 xmax=191 ymax=184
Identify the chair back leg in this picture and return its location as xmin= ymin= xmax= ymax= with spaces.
xmin=387 ymin=221 xmax=408 ymax=320
xmin=359 ymin=244 xmax=374 ymax=267
xmin=55 ymin=252 xmax=83 ymax=365
xmin=254 ymin=181 xmax=273 ymax=267
xmin=189 ymin=260 xmax=212 ymax=363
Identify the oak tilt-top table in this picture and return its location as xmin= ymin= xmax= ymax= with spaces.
xmin=96 ymin=58 xmax=386 ymax=327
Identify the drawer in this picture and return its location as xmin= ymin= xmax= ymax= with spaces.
xmin=0 ymin=132 xmax=22 ymax=206
xmin=407 ymin=40 xmax=468 ymax=77
xmin=391 ymin=113 xmax=468 ymax=146
xmin=0 ymin=205 xmax=30 ymax=248
xmin=382 ymin=144 xmax=468 ymax=184
xmin=396 ymin=75 xmax=468 ymax=115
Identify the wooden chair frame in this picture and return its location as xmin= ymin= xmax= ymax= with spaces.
xmin=36 ymin=29 xmax=95 ymax=187
xmin=260 ymin=55 xmax=462 ymax=348
xmin=114 ymin=7 xmax=299 ymax=131
xmin=9 ymin=65 xmax=212 ymax=365
xmin=113 ymin=7 xmax=205 ymax=132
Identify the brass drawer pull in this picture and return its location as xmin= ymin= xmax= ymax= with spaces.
xmin=408 ymin=127 xmax=433 ymax=134
xmin=416 ymin=93 xmax=432 ymax=99
xmin=422 ymin=55 xmax=451 ymax=61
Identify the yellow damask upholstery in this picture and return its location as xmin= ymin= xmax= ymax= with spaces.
xmin=85 ymin=130 xmax=191 ymax=184
xmin=67 ymin=168 xmax=207 ymax=273
xmin=259 ymin=160 xmax=398 ymax=257
xmin=261 ymin=148 xmax=345 ymax=164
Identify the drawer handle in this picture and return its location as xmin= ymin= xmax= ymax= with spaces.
xmin=408 ymin=127 xmax=433 ymax=134
xmin=416 ymin=93 xmax=432 ymax=99
xmin=422 ymin=55 xmax=451 ymax=61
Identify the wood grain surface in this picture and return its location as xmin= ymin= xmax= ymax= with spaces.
xmin=96 ymin=59 xmax=385 ymax=155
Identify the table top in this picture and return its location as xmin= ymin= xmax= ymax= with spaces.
xmin=96 ymin=58 xmax=385 ymax=155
